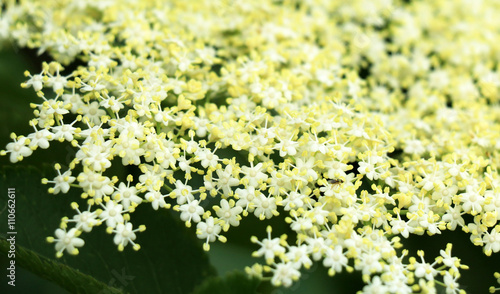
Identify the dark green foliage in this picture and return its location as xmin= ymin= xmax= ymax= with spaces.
xmin=191 ymin=271 xmax=260 ymax=294
xmin=0 ymin=165 xmax=217 ymax=294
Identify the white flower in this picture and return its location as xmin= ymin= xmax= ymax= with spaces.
xmin=100 ymin=95 xmax=124 ymax=113
xmin=62 ymin=93 xmax=84 ymax=112
xmin=77 ymin=169 xmax=114 ymax=201
xmin=356 ymin=251 xmax=383 ymax=276
xmin=23 ymin=73 xmax=44 ymax=92
xmin=44 ymin=99 xmax=69 ymax=116
xmin=482 ymin=228 xmax=500 ymax=256
xmin=47 ymin=73 xmax=68 ymax=93
xmin=362 ymin=276 xmax=388 ymax=294
xmin=308 ymin=205 xmax=329 ymax=225
xmin=404 ymin=139 xmax=426 ymax=155
xmin=441 ymin=205 xmax=465 ymax=231
xmin=69 ymin=203 xmax=99 ymax=232
xmin=261 ymin=86 xmax=284 ymax=109
xmin=431 ymin=184 xmax=458 ymax=206
xmin=252 ymin=194 xmax=278 ymax=220
xmin=290 ymin=216 xmax=313 ymax=232
xmin=443 ymin=272 xmax=461 ymax=294
xmin=270 ymin=262 xmax=300 ymax=287
xmin=145 ymin=190 xmax=169 ymax=210
xmin=390 ymin=217 xmax=414 ymax=238
xmin=251 ymin=226 xmax=285 ymax=263
xmin=192 ymin=117 xmax=210 ymax=138
xmin=325 ymin=159 xmax=349 ymax=179
xmin=439 ymin=244 xmax=460 ymax=273
xmin=154 ymin=108 xmax=174 ymax=125
xmin=113 ymin=182 xmax=142 ymax=209
xmin=52 ymin=228 xmax=85 ymax=257
xmin=214 ymin=164 xmax=240 ymax=195
xmin=196 ymin=217 xmax=223 ymax=250
xmin=241 ymin=162 xmax=268 ymax=187
xmin=286 ymin=245 xmax=312 ymax=269
xmin=196 ymin=147 xmax=220 ymax=168
xmin=413 ymin=259 xmax=437 ymax=280
xmin=80 ymin=144 xmax=112 ymax=171
xmin=114 ymin=133 xmax=144 ymax=165
xmin=323 ymin=245 xmax=348 ymax=275
xmin=116 ymin=119 xmax=145 ymax=139
xmin=155 ymin=142 xmax=178 ymax=169
xmin=75 ymin=213 xmax=98 ymax=234
xmin=460 ymin=186 xmax=485 ymax=215
xmin=306 ymin=235 xmax=328 ymax=261
xmin=293 ymin=157 xmax=318 ymax=183
xmin=358 ymin=161 xmax=379 ymax=181
xmin=4 ymin=136 xmax=32 ymax=163
xmin=52 ymin=122 xmax=77 ymax=142
xmin=113 ymin=222 xmax=140 ymax=250
xmin=47 ymin=167 xmax=76 ymax=194
xmin=274 ymin=135 xmax=298 ymax=157
xmin=179 ymin=199 xmax=204 ymax=225
xmin=99 ymin=200 xmax=124 ymax=228
xmin=281 ymin=190 xmax=306 ymax=211
xmin=138 ymin=164 xmax=165 ymax=191
xmin=177 ymin=155 xmax=193 ymax=177
xmin=81 ymin=101 xmax=106 ymax=124
xmin=28 ymin=126 xmax=53 ymax=149
xmin=80 ymin=79 xmax=106 ymax=93
xmin=214 ymin=199 xmax=242 ymax=230
xmin=235 ymin=186 xmax=258 ymax=214
xmin=171 ymin=180 xmax=195 ymax=205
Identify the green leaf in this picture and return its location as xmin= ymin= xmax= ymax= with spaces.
xmin=191 ymin=271 xmax=260 ymax=294
xmin=0 ymin=49 xmax=39 ymax=159
xmin=0 ymin=238 xmax=123 ymax=294
xmin=0 ymin=165 xmax=216 ymax=294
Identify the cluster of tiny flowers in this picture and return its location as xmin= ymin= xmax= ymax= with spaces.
xmin=2 ymin=0 xmax=500 ymax=292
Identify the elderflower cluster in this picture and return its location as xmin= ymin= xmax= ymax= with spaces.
xmin=2 ymin=0 xmax=500 ymax=292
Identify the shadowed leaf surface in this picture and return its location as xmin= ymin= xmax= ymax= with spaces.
xmin=0 ymin=165 xmax=216 ymax=294
xmin=191 ymin=271 xmax=260 ymax=294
